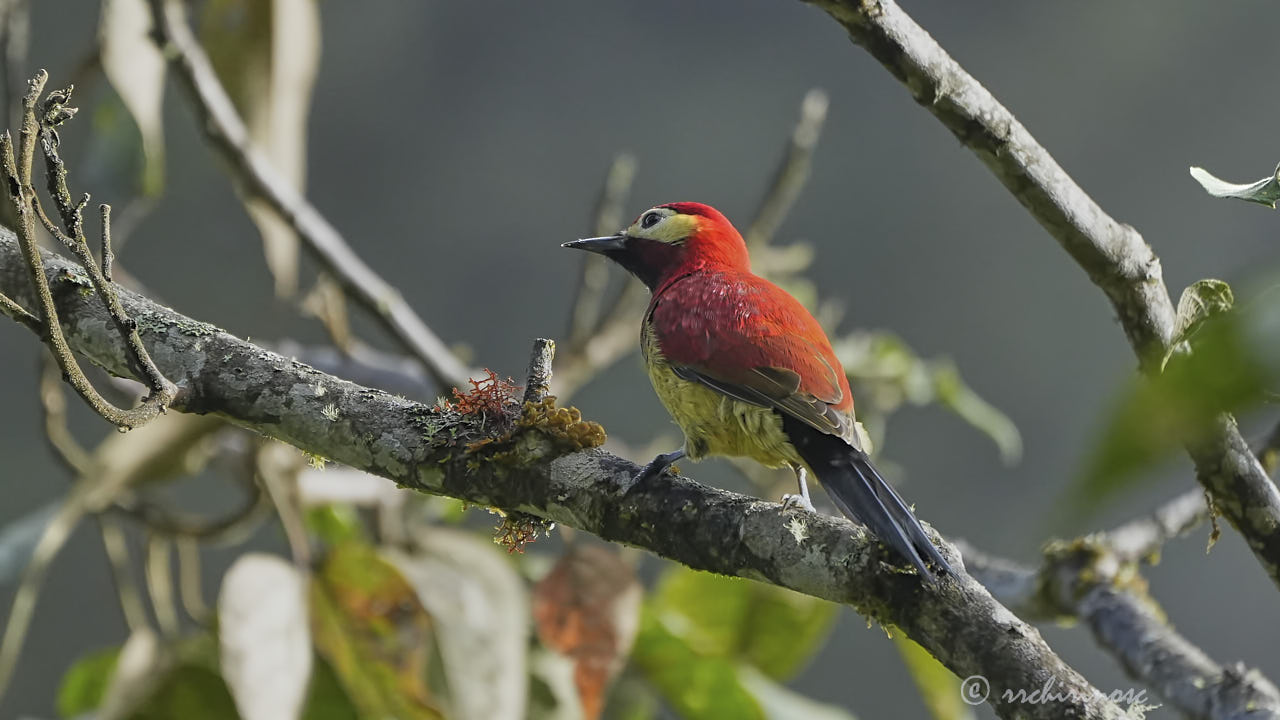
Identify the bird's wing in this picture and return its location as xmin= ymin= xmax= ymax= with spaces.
xmin=648 ymin=272 xmax=859 ymax=445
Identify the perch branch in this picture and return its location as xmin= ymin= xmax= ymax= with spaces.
xmin=802 ymin=0 xmax=1280 ymax=589
xmin=146 ymin=0 xmax=471 ymax=391
xmin=0 ymin=231 xmax=1127 ymax=720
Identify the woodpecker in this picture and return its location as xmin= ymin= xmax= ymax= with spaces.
xmin=563 ymin=202 xmax=951 ymax=580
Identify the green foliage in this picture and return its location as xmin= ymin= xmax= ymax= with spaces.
xmin=56 ymin=646 xmax=120 ymax=718
xmin=305 ymin=503 xmax=368 ymax=546
xmin=128 ymin=665 xmax=239 ymax=720
xmin=648 ymin=566 xmax=837 ymax=681
xmin=631 ymin=566 xmax=850 ymax=719
xmin=893 ymin=637 xmax=973 ymax=720
xmin=1189 ymin=163 xmax=1280 ymax=208
xmin=1075 ymin=279 xmax=1276 ymax=510
xmin=835 ymin=332 xmax=1022 ymax=464
xmin=301 ymin=656 xmax=362 ymax=720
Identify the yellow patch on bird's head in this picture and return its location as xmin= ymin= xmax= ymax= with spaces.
xmin=625 ymin=206 xmax=700 ymax=245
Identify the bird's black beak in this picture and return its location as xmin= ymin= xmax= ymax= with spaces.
xmin=562 ymin=234 xmax=627 ymax=254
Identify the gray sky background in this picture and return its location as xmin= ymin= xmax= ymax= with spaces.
xmin=3 ymin=2 xmax=1279 ymax=718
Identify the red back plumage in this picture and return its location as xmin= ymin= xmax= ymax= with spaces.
xmin=647 ymin=204 xmax=856 ymax=419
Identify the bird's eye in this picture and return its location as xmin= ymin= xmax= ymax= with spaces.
xmin=640 ymin=212 xmax=661 ymax=229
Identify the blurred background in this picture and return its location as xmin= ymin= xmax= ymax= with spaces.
xmin=2 ymin=1 xmax=1280 ymax=718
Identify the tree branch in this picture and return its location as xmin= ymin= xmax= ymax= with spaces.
xmin=803 ymin=0 xmax=1280 ymax=590
xmin=145 ymin=0 xmax=471 ymax=391
xmin=0 ymin=230 xmax=1127 ymax=719
xmin=959 ymin=536 xmax=1280 ymax=720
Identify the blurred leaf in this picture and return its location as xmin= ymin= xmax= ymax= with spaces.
xmin=102 ymin=629 xmax=170 ymax=720
xmin=305 ymin=504 xmax=367 ymax=546
xmin=893 ymin=637 xmax=972 ymax=720
xmin=737 ymin=666 xmax=857 ymax=720
xmin=632 ymin=609 xmax=763 ymax=720
xmin=300 ymin=655 xmax=361 ymax=720
xmin=1076 ymin=307 xmax=1271 ymax=510
xmin=127 ymin=665 xmax=239 ymax=720
xmin=1164 ymin=279 xmax=1235 ymax=370
xmin=1189 ymin=163 xmax=1280 ymax=208
xmin=99 ymin=0 xmax=166 ymax=195
xmin=310 ymin=541 xmax=442 ymax=720
xmin=931 ymin=361 xmax=1022 ymax=465
xmin=57 ymin=646 xmax=120 ymax=718
xmin=0 ymin=501 xmax=57 ymax=586
xmin=201 ymin=0 xmax=320 ymax=297
xmin=648 ymin=564 xmax=837 ymax=681
xmin=834 ymin=332 xmax=1021 ymax=464
xmin=386 ymin=527 xmax=530 ymax=720
xmin=532 ymin=544 xmax=641 ymax=720
xmin=218 ymin=554 xmax=312 ymax=720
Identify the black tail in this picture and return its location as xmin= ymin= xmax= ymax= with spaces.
xmin=782 ymin=415 xmax=953 ymax=581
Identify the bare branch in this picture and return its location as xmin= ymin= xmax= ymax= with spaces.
xmin=523 ymin=337 xmax=556 ymax=405
xmin=146 ymin=0 xmax=471 ymax=391
xmin=0 ymin=70 xmax=176 ymax=430
xmin=97 ymin=514 xmax=149 ymax=633
xmin=567 ymin=154 xmax=636 ymax=348
xmin=803 ymin=0 xmax=1280 ymax=590
xmin=744 ymin=88 xmax=828 ymax=250
xmin=0 ymin=231 xmax=1127 ymax=719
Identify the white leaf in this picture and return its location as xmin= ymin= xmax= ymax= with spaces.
xmin=99 ymin=0 xmax=167 ymax=195
xmin=202 ymin=0 xmax=321 ymax=297
xmin=218 ymin=553 xmax=311 ymax=720
xmin=385 ymin=527 xmax=529 ymax=720
xmin=1189 ymin=164 xmax=1280 ymax=208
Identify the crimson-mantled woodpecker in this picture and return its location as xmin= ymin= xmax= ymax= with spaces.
xmin=564 ymin=202 xmax=951 ymax=580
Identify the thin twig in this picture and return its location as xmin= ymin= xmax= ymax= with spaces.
xmin=805 ymin=0 xmax=1280 ymax=590
xmin=147 ymin=0 xmax=471 ymax=391
xmin=97 ymin=514 xmax=149 ymax=633
xmin=567 ymin=154 xmax=636 ymax=348
xmin=175 ymin=536 xmax=208 ymax=622
xmin=0 ymin=70 xmax=175 ymax=429
xmin=744 ymin=88 xmax=828 ymax=250
xmin=144 ymin=533 xmax=179 ymax=638
xmin=39 ymin=354 xmax=91 ymax=473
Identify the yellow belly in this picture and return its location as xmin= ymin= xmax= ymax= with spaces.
xmin=642 ymin=338 xmax=800 ymax=468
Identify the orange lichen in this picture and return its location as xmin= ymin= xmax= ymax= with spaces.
xmin=519 ymin=397 xmax=606 ymax=451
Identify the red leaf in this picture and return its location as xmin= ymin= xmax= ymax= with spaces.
xmin=532 ymin=544 xmax=642 ymax=719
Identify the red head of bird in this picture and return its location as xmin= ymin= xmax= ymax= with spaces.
xmin=562 ymin=202 xmax=750 ymax=291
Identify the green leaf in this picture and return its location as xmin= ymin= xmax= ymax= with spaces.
xmin=310 ymin=541 xmax=443 ymax=720
xmin=1164 ymin=279 xmax=1235 ymax=370
xmin=1189 ymin=163 xmax=1280 ymax=208
xmin=1075 ymin=306 xmax=1270 ymax=510
xmin=305 ymin=503 xmax=367 ymax=546
xmin=127 ymin=665 xmax=240 ymax=720
xmin=893 ymin=637 xmax=973 ymax=720
xmin=631 ymin=608 xmax=764 ymax=720
xmin=931 ymin=361 xmax=1022 ymax=465
xmin=648 ymin=566 xmax=837 ymax=680
xmin=834 ymin=332 xmax=1022 ymax=464
xmin=301 ymin=655 xmax=361 ymax=720
xmin=57 ymin=646 xmax=120 ymax=718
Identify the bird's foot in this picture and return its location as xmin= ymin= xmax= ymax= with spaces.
xmin=632 ymin=448 xmax=686 ymax=487
xmin=780 ymin=493 xmax=817 ymax=514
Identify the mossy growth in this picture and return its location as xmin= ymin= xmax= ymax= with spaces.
xmin=517 ymin=396 xmax=606 ymax=452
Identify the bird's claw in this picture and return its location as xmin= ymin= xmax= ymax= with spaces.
xmin=780 ymin=493 xmax=816 ymax=514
